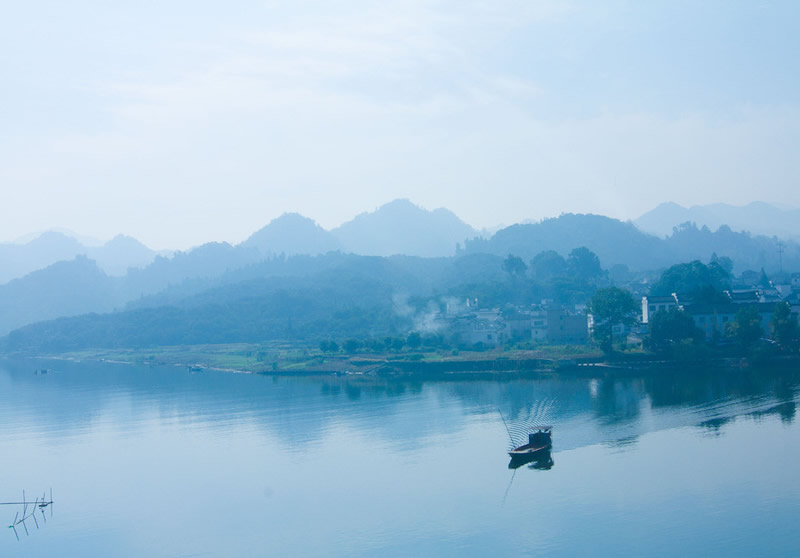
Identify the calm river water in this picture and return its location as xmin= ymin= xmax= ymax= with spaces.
xmin=1 ymin=358 xmax=799 ymax=557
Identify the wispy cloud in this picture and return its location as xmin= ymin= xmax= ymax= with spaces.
xmin=0 ymin=1 xmax=797 ymax=249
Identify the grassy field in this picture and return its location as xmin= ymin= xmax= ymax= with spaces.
xmin=55 ymin=342 xmax=606 ymax=374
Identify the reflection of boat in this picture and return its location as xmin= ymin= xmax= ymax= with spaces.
xmin=503 ymin=447 xmax=554 ymax=503
xmin=508 ymin=449 xmax=554 ymax=470
xmin=508 ymin=426 xmax=552 ymax=457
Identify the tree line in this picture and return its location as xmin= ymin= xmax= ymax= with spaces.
xmin=588 ymin=260 xmax=800 ymax=359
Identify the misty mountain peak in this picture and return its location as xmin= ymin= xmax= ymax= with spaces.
xmin=378 ymin=198 xmax=421 ymax=213
xmin=653 ymin=201 xmax=685 ymax=211
xmin=90 ymin=234 xmax=157 ymax=276
xmin=271 ymin=212 xmax=320 ymax=227
xmin=243 ymin=213 xmax=341 ymax=256
xmin=104 ymin=234 xmax=150 ymax=250
xmin=332 ymin=199 xmax=478 ymax=257
xmin=26 ymin=230 xmax=84 ymax=250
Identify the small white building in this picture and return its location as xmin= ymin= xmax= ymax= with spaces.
xmin=450 ymin=316 xmax=508 ymax=348
xmin=641 ymin=294 xmax=679 ymax=324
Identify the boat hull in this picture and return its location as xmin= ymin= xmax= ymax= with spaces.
xmin=508 ymin=447 xmax=554 ymax=470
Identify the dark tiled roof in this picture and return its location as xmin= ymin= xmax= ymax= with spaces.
xmin=643 ymin=295 xmax=676 ymax=303
xmin=684 ymin=302 xmax=779 ymax=315
xmin=726 ymin=290 xmax=760 ymax=302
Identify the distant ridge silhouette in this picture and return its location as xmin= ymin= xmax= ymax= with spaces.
xmin=636 ymin=201 xmax=800 ymax=240
xmin=0 ymin=231 xmax=159 ymax=285
xmin=242 ymin=213 xmax=342 ymax=256
xmin=331 ymin=199 xmax=478 ymax=257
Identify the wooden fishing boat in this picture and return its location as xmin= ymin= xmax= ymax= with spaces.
xmin=508 ymin=426 xmax=552 ymax=457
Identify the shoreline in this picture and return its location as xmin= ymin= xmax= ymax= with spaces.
xmin=7 ymin=345 xmax=800 ymax=378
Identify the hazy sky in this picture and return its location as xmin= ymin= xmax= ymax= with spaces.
xmin=2 ymin=0 xmax=799 ymax=249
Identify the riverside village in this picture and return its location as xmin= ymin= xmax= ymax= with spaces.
xmin=432 ymin=267 xmax=800 ymax=355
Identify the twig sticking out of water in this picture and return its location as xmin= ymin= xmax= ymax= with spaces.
xmin=5 ymin=489 xmax=53 ymax=541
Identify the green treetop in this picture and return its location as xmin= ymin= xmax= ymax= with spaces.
xmin=587 ymin=287 xmax=638 ymax=354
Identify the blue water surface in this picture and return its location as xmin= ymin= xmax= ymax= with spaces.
xmin=1 ymin=358 xmax=798 ymax=557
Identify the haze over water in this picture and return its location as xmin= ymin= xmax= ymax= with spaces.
xmin=2 ymin=359 xmax=799 ymax=557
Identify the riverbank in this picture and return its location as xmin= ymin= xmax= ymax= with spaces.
xmin=17 ymin=342 xmax=598 ymax=376
xmin=14 ymin=342 xmax=800 ymax=378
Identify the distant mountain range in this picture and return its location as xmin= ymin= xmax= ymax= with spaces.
xmin=9 ymin=199 xmax=795 ymax=288
xmin=3 ymin=199 xmax=800 ymax=345
xmin=635 ymin=202 xmax=800 ymax=240
xmin=0 ymin=200 xmax=475 ymax=286
xmin=242 ymin=199 xmax=478 ymax=258
xmin=0 ymin=231 xmax=162 ymax=284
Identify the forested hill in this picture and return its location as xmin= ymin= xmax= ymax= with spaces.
xmin=465 ymin=214 xmax=665 ymax=270
xmin=2 ymin=275 xmax=408 ymax=353
xmin=0 ymin=253 xmax=508 ymax=353
xmin=1 ymin=243 xmax=624 ymax=355
xmin=0 ymin=256 xmax=125 ymax=336
xmin=636 ymin=201 xmax=800 ymax=240
xmin=463 ymin=214 xmax=799 ymax=272
xmin=660 ymin=222 xmax=799 ymax=272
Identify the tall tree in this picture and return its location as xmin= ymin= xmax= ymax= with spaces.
xmin=530 ymin=250 xmax=567 ymax=281
xmin=771 ymin=302 xmax=799 ymax=353
xmin=502 ymin=254 xmax=528 ymax=277
xmin=710 ymin=252 xmax=734 ymax=275
xmin=650 ymin=260 xmax=730 ymax=303
xmin=645 ymin=308 xmax=704 ymax=353
xmin=587 ymin=287 xmax=638 ymax=354
xmin=567 ymin=247 xmax=603 ymax=282
xmin=727 ymin=305 xmax=763 ymax=349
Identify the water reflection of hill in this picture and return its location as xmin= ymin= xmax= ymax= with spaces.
xmin=1 ymin=359 xmax=798 ymax=452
